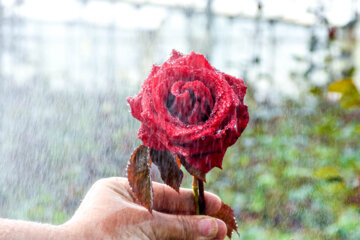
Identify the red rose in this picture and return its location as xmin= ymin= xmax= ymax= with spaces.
xmin=127 ymin=50 xmax=249 ymax=173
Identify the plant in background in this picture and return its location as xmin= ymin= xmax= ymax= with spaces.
xmin=126 ymin=50 xmax=249 ymax=238
xmin=328 ymin=78 xmax=360 ymax=109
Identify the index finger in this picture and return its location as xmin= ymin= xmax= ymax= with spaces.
xmin=152 ymin=181 xmax=222 ymax=215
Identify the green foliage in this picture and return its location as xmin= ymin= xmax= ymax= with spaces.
xmin=328 ymin=79 xmax=360 ymax=109
xmin=23 ymin=192 xmax=70 ymax=225
xmin=206 ymin=100 xmax=360 ymax=240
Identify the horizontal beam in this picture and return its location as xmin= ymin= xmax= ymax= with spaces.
xmin=117 ymin=0 xmax=314 ymax=27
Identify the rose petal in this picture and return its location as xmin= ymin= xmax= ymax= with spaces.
xmin=127 ymin=50 xmax=249 ymax=173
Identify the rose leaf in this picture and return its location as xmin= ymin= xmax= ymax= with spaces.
xmin=209 ymin=202 xmax=238 ymax=239
xmin=150 ymin=148 xmax=184 ymax=192
xmin=127 ymin=145 xmax=153 ymax=212
xmin=176 ymin=155 xmax=206 ymax=182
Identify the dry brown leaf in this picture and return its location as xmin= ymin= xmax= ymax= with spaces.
xmin=150 ymin=148 xmax=184 ymax=192
xmin=127 ymin=145 xmax=153 ymax=212
xmin=176 ymin=155 xmax=206 ymax=182
xmin=209 ymin=202 xmax=238 ymax=239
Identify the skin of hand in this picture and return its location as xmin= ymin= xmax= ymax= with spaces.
xmin=60 ymin=177 xmax=228 ymax=240
xmin=0 ymin=177 xmax=228 ymax=240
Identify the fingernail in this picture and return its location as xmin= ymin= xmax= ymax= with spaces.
xmin=214 ymin=219 xmax=227 ymax=240
xmin=198 ymin=218 xmax=217 ymax=237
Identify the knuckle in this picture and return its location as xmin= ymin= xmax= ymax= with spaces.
xmin=177 ymin=216 xmax=194 ymax=239
xmin=93 ymin=177 xmax=125 ymax=187
xmin=93 ymin=178 xmax=107 ymax=187
xmin=92 ymin=178 xmax=112 ymax=189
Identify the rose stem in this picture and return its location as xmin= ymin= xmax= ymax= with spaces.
xmin=197 ymin=179 xmax=206 ymax=215
xmin=192 ymin=176 xmax=200 ymax=215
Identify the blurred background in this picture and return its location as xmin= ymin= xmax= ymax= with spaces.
xmin=0 ymin=0 xmax=360 ymax=239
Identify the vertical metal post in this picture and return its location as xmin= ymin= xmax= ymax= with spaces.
xmin=205 ymin=0 xmax=214 ymax=60
xmin=0 ymin=3 xmax=4 ymax=130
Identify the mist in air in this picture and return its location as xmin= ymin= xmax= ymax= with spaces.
xmin=0 ymin=0 xmax=360 ymax=239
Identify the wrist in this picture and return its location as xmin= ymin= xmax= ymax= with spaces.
xmin=0 ymin=218 xmax=73 ymax=240
xmin=57 ymin=219 xmax=104 ymax=240
xmin=53 ymin=224 xmax=78 ymax=240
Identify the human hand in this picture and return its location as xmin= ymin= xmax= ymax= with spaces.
xmin=60 ymin=177 xmax=227 ymax=240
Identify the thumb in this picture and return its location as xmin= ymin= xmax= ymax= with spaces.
xmin=151 ymin=213 xmax=227 ymax=240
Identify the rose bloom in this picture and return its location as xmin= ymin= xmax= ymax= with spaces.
xmin=128 ymin=50 xmax=249 ymax=173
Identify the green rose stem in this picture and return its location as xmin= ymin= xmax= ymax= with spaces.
xmin=192 ymin=176 xmax=206 ymax=215
xmin=192 ymin=177 xmax=200 ymax=215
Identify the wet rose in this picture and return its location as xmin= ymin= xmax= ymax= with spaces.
xmin=127 ymin=50 xmax=249 ymax=173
